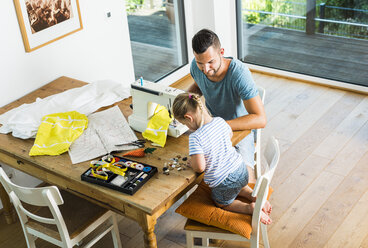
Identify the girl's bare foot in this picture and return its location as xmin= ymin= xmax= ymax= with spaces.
xmin=263 ymin=200 xmax=272 ymax=215
xmin=261 ymin=210 xmax=272 ymax=225
xmin=238 ymin=186 xmax=272 ymax=215
xmin=245 ymin=203 xmax=272 ymax=225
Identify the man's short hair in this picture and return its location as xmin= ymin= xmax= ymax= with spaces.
xmin=192 ymin=29 xmax=221 ymax=54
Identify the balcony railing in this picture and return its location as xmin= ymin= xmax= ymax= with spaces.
xmin=242 ymin=0 xmax=368 ymax=39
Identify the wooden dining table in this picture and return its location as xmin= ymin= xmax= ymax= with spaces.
xmin=0 ymin=75 xmax=250 ymax=248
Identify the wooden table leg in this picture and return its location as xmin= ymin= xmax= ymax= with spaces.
xmin=137 ymin=212 xmax=157 ymax=248
xmin=0 ymin=183 xmax=16 ymax=224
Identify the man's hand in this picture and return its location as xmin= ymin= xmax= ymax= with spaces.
xmin=226 ymin=95 xmax=266 ymax=131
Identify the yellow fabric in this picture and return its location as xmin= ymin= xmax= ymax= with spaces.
xmin=175 ymin=181 xmax=273 ymax=239
xmin=29 ymin=111 xmax=88 ymax=156
xmin=142 ymin=104 xmax=173 ymax=147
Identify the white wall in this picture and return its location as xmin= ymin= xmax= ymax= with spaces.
xmin=184 ymin=0 xmax=237 ymax=58
xmin=213 ymin=0 xmax=237 ymax=58
xmin=0 ymin=0 xmax=135 ymax=209
xmin=0 ymin=0 xmax=135 ymax=107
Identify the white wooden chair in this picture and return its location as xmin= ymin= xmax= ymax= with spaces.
xmin=184 ymin=136 xmax=280 ymax=248
xmin=0 ymin=167 xmax=122 ymax=248
xmin=254 ymin=86 xmax=266 ymax=179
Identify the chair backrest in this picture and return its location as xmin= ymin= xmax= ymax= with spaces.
xmin=258 ymin=86 xmax=266 ymax=104
xmin=0 ymin=167 xmax=71 ymax=246
xmin=251 ymin=136 xmax=280 ymax=231
xmin=255 ymin=86 xmax=266 ymax=179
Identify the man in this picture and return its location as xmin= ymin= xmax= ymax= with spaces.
xmin=188 ymin=29 xmax=266 ymax=183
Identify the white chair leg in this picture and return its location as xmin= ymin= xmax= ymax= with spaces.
xmin=261 ymin=223 xmax=270 ymax=248
xmin=111 ymin=215 xmax=122 ymax=248
xmin=250 ymin=229 xmax=260 ymax=248
xmin=186 ymin=231 xmax=194 ymax=248
xmin=24 ymin=233 xmax=37 ymax=248
xmin=202 ymin=236 xmax=209 ymax=247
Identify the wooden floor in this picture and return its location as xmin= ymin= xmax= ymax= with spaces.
xmin=1 ymin=72 xmax=368 ymax=247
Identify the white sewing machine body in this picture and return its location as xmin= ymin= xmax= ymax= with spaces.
xmin=128 ymin=79 xmax=188 ymax=138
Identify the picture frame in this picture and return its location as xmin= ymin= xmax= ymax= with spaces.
xmin=13 ymin=0 xmax=83 ymax=52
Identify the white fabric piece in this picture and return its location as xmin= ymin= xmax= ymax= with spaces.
xmin=0 ymin=80 xmax=131 ymax=139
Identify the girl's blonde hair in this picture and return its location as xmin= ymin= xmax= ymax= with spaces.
xmin=172 ymin=93 xmax=207 ymax=120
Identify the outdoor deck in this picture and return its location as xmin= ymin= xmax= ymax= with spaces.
xmin=128 ymin=10 xmax=179 ymax=82
xmin=243 ymin=25 xmax=368 ymax=87
xmin=128 ymin=10 xmax=368 ymax=86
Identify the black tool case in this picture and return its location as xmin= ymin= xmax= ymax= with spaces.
xmin=81 ymin=156 xmax=157 ymax=195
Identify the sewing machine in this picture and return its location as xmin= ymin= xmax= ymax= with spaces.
xmin=128 ymin=79 xmax=188 ymax=138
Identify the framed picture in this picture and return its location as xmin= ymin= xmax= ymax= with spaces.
xmin=13 ymin=0 xmax=83 ymax=52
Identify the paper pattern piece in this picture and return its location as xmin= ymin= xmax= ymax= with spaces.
xmin=68 ymin=106 xmax=138 ymax=164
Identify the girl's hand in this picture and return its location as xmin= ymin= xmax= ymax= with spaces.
xmin=186 ymin=157 xmax=192 ymax=168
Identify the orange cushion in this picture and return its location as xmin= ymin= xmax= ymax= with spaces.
xmin=175 ymin=181 xmax=273 ymax=239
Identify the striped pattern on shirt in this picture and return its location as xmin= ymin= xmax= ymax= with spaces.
xmin=189 ymin=117 xmax=243 ymax=187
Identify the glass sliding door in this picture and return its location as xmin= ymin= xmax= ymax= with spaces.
xmin=126 ymin=0 xmax=188 ymax=82
xmin=237 ymin=0 xmax=368 ymax=87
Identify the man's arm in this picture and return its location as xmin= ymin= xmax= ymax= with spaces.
xmin=226 ymin=95 xmax=266 ymax=131
xmin=187 ymin=81 xmax=203 ymax=96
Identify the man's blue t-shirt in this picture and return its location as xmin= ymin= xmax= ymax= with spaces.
xmin=190 ymin=58 xmax=258 ymax=120
xmin=190 ymin=57 xmax=258 ymax=167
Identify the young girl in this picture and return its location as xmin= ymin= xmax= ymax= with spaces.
xmin=172 ymin=92 xmax=272 ymax=224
